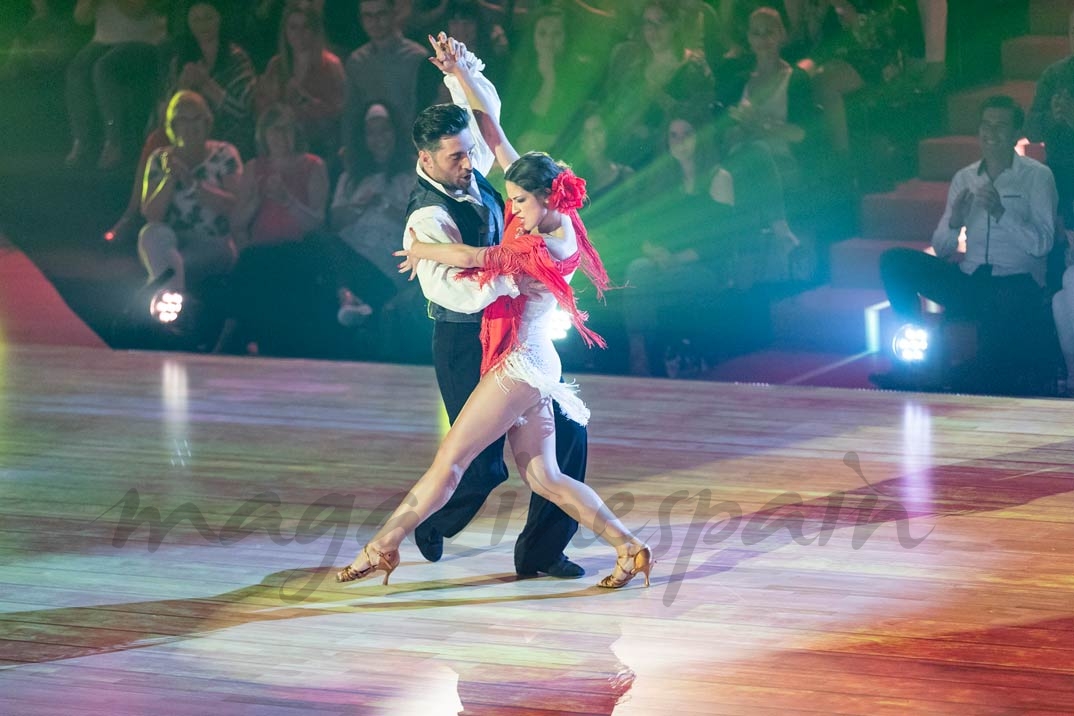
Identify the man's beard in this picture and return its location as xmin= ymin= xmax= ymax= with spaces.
xmin=446 ymin=173 xmax=472 ymax=191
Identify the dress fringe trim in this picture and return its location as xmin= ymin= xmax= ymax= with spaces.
xmin=495 ymin=348 xmax=590 ymax=426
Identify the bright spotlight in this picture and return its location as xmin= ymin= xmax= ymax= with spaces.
xmin=150 ymin=290 xmax=184 ymax=324
xmin=892 ymin=324 xmax=929 ymax=363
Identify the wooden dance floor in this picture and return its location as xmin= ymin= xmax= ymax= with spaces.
xmin=1 ymin=344 xmax=1072 ymax=715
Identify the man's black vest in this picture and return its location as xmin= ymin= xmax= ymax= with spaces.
xmin=405 ymin=170 xmax=505 ymax=322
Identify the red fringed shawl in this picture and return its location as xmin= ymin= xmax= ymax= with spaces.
xmin=459 ymin=205 xmax=609 ymax=375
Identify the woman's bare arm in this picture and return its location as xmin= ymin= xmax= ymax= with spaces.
xmin=394 ymin=227 xmax=486 ymax=280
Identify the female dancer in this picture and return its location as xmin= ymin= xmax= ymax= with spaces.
xmin=336 ymin=35 xmax=652 ymax=590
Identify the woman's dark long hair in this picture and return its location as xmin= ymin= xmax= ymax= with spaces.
xmin=273 ymin=5 xmax=327 ymax=97
xmin=504 ymin=151 xmax=566 ymax=197
xmin=171 ymin=0 xmax=242 ymax=71
xmin=342 ymin=101 xmax=414 ymax=190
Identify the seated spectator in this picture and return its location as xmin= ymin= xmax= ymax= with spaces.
xmin=784 ymin=0 xmax=923 ymax=157
xmin=254 ymin=4 xmax=344 ymax=162
xmin=167 ymin=0 xmax=256 ymax=158
xmin=622 ymin=114 xmax=734 ymax=376
xmin=104 ymin=0 xmax=255 ymax=244
xmin=231 ymin=104 xmax=327 ymax=248
xmin=403 ymin=0 xmax=504 ymax=52
xmin=65 ymin=0 xmax=168 ymax=169
xmin=138 ymin=90 xmax=242 ymax=300
xmin=719 ymin=6 xmax=815 ymax=189
xmin=575 ymin=110 xmax=636 ymax=204
xmin=341 ymin=0 xmax=439 ymax=156
xmin=502 ymin=6 xmax=600 ymax=154
xmin=429 ymin=0 xmax=509 ymax=97
xmin=562 ymin=109 xmax=641 ymax=305
xmin=220 ymin=104 xmax=330 ymax=353
xmin=1026 ymin=9 xmax=1074 ymax=232
xmin=1 ymin=0 xmax=80 ymax=81
xmin=875 ymin=96 xmax=1058 ymax=392
xmin=717 ymin=7 xmax=815 ymax=251
xmin=726 ymin=0 xmax=787 ymax=58
xmin=330 ymin=101 xmax=419 ymax=329
xmin=601 ymin=0 xmax=716 ymax=168
xmin=241 ymin=0 xmax=330 ymax=71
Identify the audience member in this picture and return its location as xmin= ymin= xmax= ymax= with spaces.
xmin=242 ymin=0 xmax=329 ymax=70
xmin=435 ymin=1 xmax=508 ymax=91
xmin=103 ymin=0 xmax=255 ymax=244
xmin=601 ymin=0 xmax=716 ymax=167
xmin=574 ymin=110 xmax=636 ymax=204
xmin=622 ymin=114 xmax=733 ymax=376
xmin=231 ymin=104 xmax=328 ymax=248
xmin=65 ymin=0 xmax=168 ymax=169
xmin=876 ymin=96 xmax=1058 ymax=390
xmin=718 ymin=7 xmax=814 ymax=248
xmin=341 ymin=0 xmax=438 ymax=153
xmin=168 ymin=0 xmax=257 ymax=158
xmin=1 ymin=0 xmax=80 ymax=81
xmin=1026 ymin=9 xmax=1074 ymax=231
xmin=565 ymin=109 xmax=640 ymax=298
xmin=401 ymin=0 xmax=501 ymax=45
xmin=723 ymin=7 xmax=814 ymax=167
xmin=503 ymin=6 xmax=599 ymax=154
xmin=727 ymin=0 xmax=787 ymax=58
xmin=138 ymin=90 xmax=242 ymax=298
xmin=255 ymin=4 xmax=345 ymax=161
xmin=219 ymin=103 xmax=331 ymax=353
xmin=785 ymin=0 xmax=922 ymax=156
xmin=330 ymin=101 xmax=418 ymax=326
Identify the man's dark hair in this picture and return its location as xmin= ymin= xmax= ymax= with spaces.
xmin=504 ymin=151 xmax=566 ymax=196
xmin=412 ymin=104 xmax=470 ymax=153
xmin=979 ymin=95 xmax=1025 ymax=131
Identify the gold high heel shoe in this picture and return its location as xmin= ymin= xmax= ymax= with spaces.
xmin=336 ymin=544 xmax=400 ymax=585
xmin=597 ymin=544 xmax=653 ymax=589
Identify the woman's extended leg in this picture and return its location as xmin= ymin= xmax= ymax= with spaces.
xmin=507 ymin=400 xmax=652 ymax=588
xmin=337 ymin=371 xmax=543 ymax=582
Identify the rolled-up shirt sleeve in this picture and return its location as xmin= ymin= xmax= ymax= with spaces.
xmin=1017 ymin=163 xmax=1057 ymax=257
xmin=405 ymin=205 xmax=518 ymax=314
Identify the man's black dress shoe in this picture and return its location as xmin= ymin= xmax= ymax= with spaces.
xmin=517 ymin=555 xmax=585 ymax=579
xmin=414 ymin=525 xmax=443 ymax=562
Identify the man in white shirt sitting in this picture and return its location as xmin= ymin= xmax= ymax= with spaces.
xmin=875 ymin=95 xmax=1059 ymax=392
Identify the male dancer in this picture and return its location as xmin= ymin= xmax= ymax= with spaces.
xmin=402 ymin=51 xmax=586 ymax=578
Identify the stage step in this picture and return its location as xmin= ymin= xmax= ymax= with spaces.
xmin=0 ymin=237 xmax=107 ymax=348
xmin=946 ymin=80 xmax=1037 ymax=134
xmin=1029 ymin=0 xmax=1074 ymax=35
xmin=770 ymin=285 xmax=888 ymax=354
xmin=829 ymin=237 xmax=930 ymax=290
xmin=859 ymin=179 xmax=948 ymax=241
xmin=1002 ymin=34 xmax=1069 ymax=79
xmin=918 ymin=135 xmax=979 ymax=181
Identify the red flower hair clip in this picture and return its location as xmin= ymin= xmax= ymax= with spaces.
xmin=547 ymin=169 xmax=587 ymax=212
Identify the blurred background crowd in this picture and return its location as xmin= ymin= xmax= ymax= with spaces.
xmin=0 ymin=0 xmax=1051 ymax=388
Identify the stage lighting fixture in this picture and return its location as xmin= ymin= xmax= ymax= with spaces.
xmin=892 ymin=324 xmax=929 ymax=363
xmin=151 ymin=290 xmax=184 ymax=324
